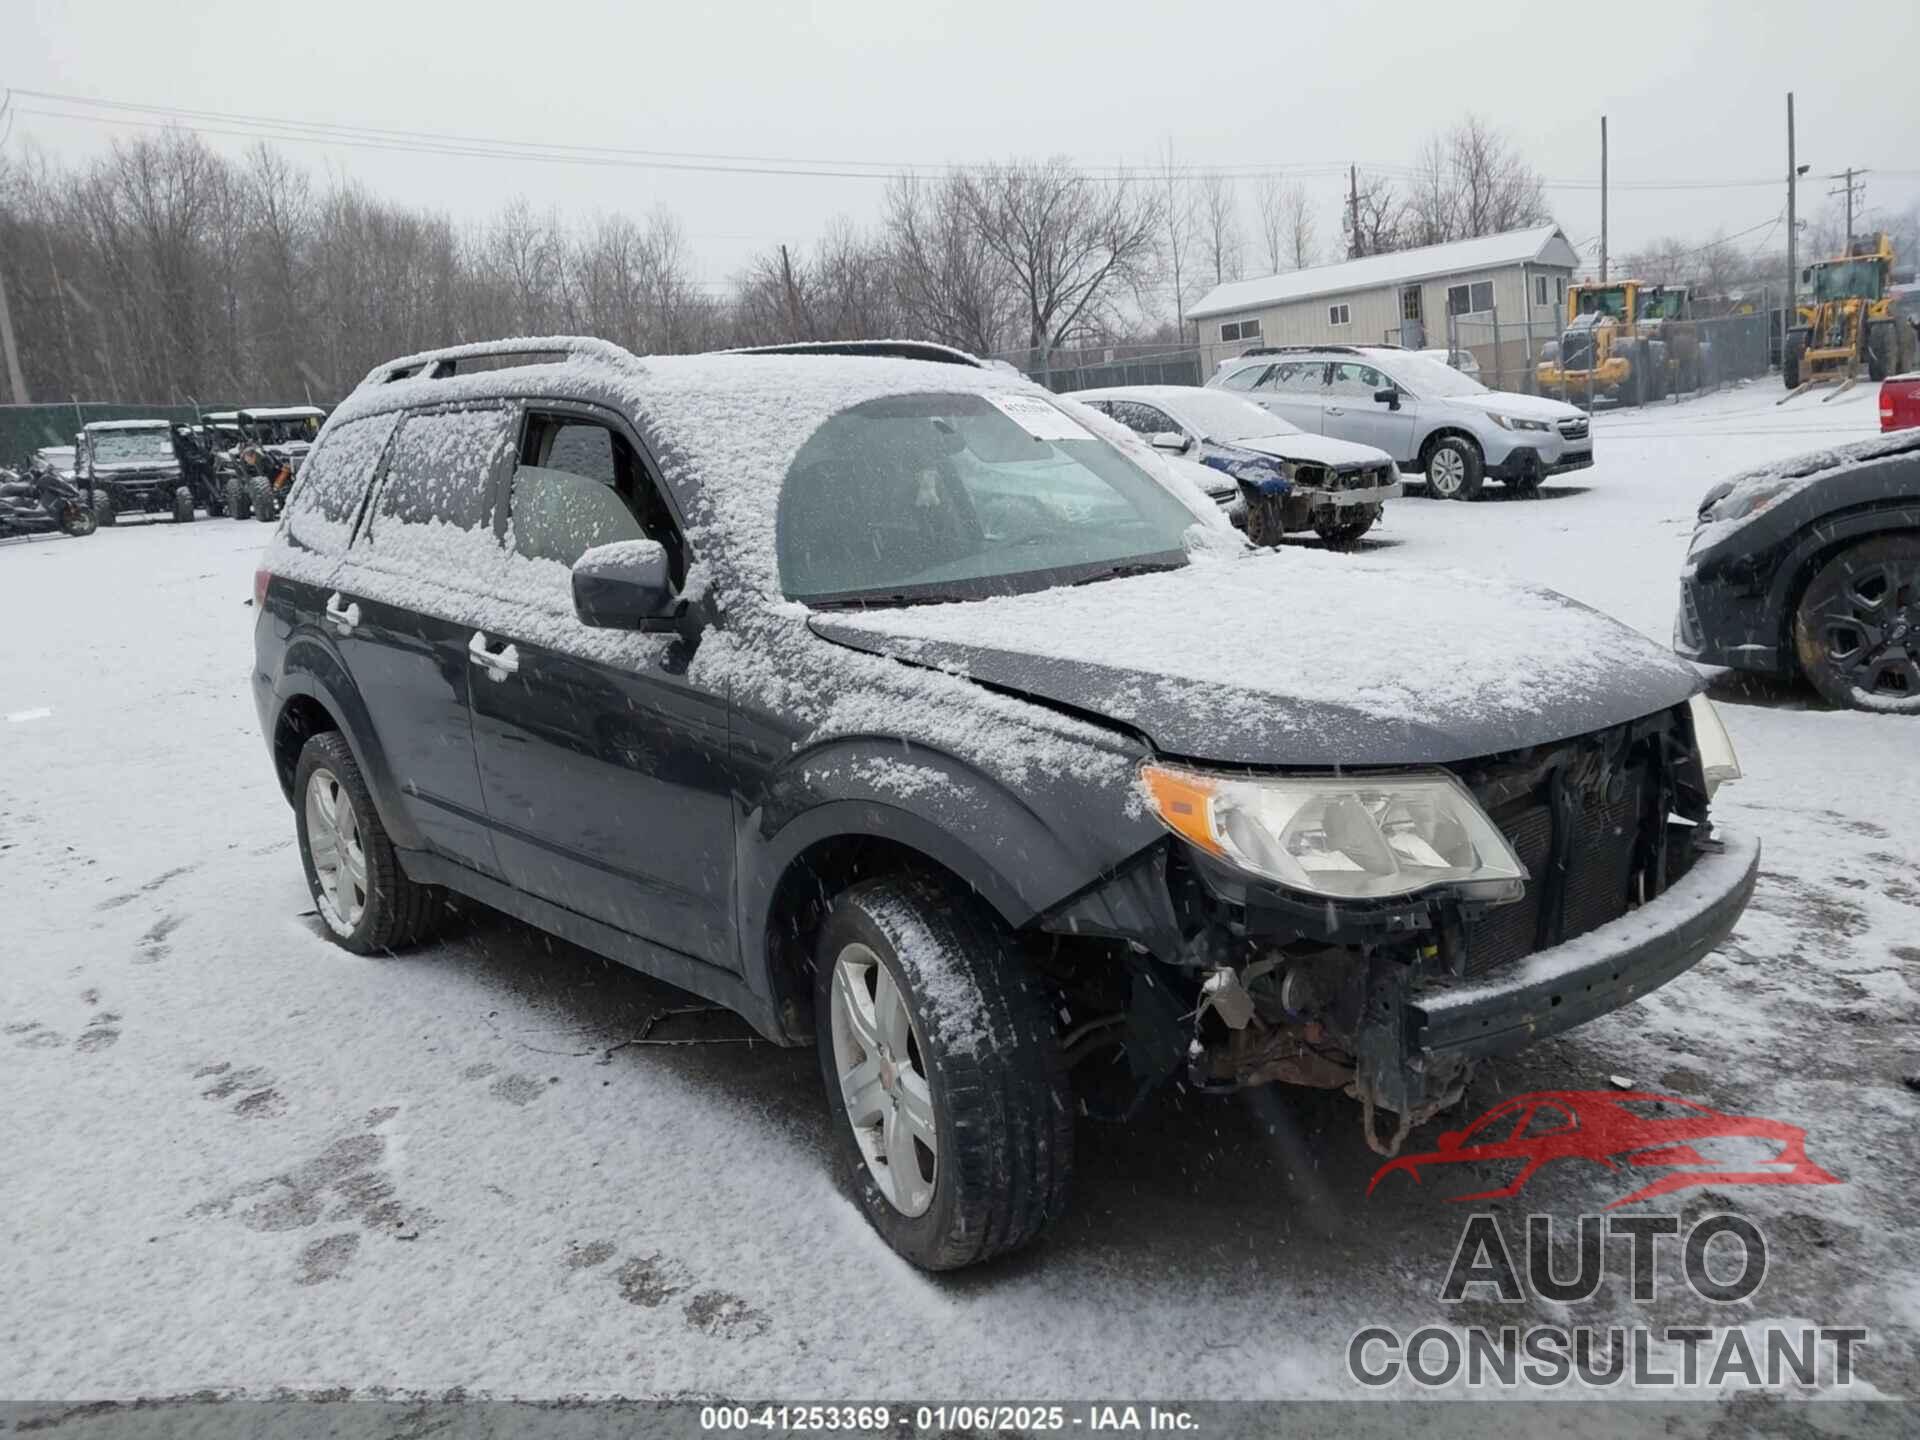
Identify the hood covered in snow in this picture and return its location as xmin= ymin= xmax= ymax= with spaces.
xmin=1228 ymin=432 xmax=1394 ymax=470
xmin=1442 ymin=392 xmax=1586 ymax=423
xmin=809 ymin=550 xmax=1702 ymax=767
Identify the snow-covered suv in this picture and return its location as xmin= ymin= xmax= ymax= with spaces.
xmin=253 ymin=336 xmax=1754 ymax=1270
xmin=1209 ymin=345 xmax=1594 ymax=500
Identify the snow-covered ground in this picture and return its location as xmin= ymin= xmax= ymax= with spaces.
xmin=1 ymin=379 xmax=1914 ymax=1407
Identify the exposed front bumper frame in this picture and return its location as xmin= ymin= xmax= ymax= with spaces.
xmin=1410 ymin=827 xmax=1759 ymax=1060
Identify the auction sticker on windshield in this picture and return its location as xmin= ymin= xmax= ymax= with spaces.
xmin=986 ymin=391 xmax=1096 ymax=442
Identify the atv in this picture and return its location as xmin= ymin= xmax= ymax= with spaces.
xmin=213 ymin=406 xmax=327 ymax=521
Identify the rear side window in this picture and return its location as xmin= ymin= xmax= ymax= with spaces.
xmin=375 ymin=408 xmax=514 ymax=534
xmin=283 ymin=413 xmax=399 ymax=552
xmin=1104 ymin=400 xmax=1179 ymax=437
xmin=1217 ymin=364 xmax=1269 ymax=391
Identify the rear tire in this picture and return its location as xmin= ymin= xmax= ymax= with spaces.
xmin=1313 ymin=507 xmax=1378 ymax=546
xmin=225 ymin=476 xmax=251 ymax=520
xmin=62 ymin=505 xmax=98 ymax=538
xmin=249 ymin=475 xmax=278 ymax=522
xmin=1792 ymin=536 xmax=1920 ymax=714
xmin=813 ymin=874 xmax=1073 ymax=1271
xmin=1626 ymin=345 xmax=1648 ymax=407
xmin=293 ymin=731 xmax=450 ymax=953
xmin=171 ymin=486 xmax=195 ymax=523
xmin=1425 ymin=436 xmax=1484 ymax=501
xmin=92 ymin=490 xmax=116 ymax=527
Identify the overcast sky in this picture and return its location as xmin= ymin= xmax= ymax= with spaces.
xmin=10 ymin=0 xmax=1920 ymax=296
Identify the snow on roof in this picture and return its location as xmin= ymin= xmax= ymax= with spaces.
xmin=237 ymin=406 xmax=327 ymax=420
xmin=1189 ymin=225 xmax=1574 ymax=320
xmin=82 ymin=419 xmax=174 ymax=432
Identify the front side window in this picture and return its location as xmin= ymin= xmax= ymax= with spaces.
xmin=507 ymin=414 xmax=684 ymax=584
xmin=1328 ymin=362 xmax=1387 ymax=398
xmin=1261 ymin=360 xmax=1327 ymax=394
xmin=1104 ymin=400 xmax=1179 ymax=438
xmin=776 ymin=392 xmax=1198 ymax=604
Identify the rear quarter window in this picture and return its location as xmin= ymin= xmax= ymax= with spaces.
xmin=282 ymin=413 xmax=400 ymax=553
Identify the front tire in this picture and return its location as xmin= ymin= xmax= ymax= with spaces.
xmin=1867 ymin=322 xmax=1895 ymax=383
xmin=293 ymin=732 xmax=449 ymax=952
xmin=1425 ymin=436 xmax=1484 ymax=501
xmin=1792 ymin=536 xmax=1920 ymax=713
xmin=249 ymin=475 xmax=279 ymax=522
xmin=1784 ymin=331 xmax=1807 ymax=389
xmin=814 ymin=875 xmax=1073 ymax=1270
xmin=92 ymin=490 xmax=116 ymax=527
xmin=225 ymin=476 xmax=252 ymax=520
xmin=171 ymin=486 xmax=195 ymax=523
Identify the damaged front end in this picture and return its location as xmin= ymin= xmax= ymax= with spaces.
xmin=1039 ymin=700 xmax=1757 ymax=1158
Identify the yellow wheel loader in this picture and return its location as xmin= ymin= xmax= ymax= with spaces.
xmin=1783 ymin=232 xmax=1916 ymax=399
xmin=1535 ymin=281 xmax=1665 ymax=406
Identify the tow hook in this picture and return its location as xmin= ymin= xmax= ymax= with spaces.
xmin=1358 ymin=1088 xmax=1413 ymax=1159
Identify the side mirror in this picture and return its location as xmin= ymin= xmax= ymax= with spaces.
xmin=1149 ymin=431 xmax=1192 ymax=454
xmin=572 ymin=539 xmax=683 ymax=632
xmin=1373 ymin=387 xmax=1401 ymax=410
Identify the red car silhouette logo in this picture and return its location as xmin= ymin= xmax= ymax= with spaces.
xmin=1367 ymin=1090 xmax=1841 ymax=1207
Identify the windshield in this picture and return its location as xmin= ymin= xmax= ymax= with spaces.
xmin=1810 ymin=261 xmax=1884 ymax=303
xmin=777 ymin=391 xmax=1197 ymax=604
xmin=1574 ymin=286 xmax=1630 ymax=320
xmin=89 ymin=429 xmax=175 ymax=464
xmin=1166 ymin=390 xmax=1300 ymax=441
xmin=1377 ymin=350 xmax=1489 ymax=398
xmin=1638 ymin=290 xmax=1685 ymax=320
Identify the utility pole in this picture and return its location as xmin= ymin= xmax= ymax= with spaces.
xmin=778 ymin=243 xmax=807 ymax=341
xmin=0 ymin=248 xmax=27 ymax=405
xmin=1786 ymin=94 xmax=1798 ymax=326
xmin=1826 ymin=167 xmax=1868 ymax=250
xmin=1348 ymin=164 xmax=1362 ymax=259
xmin=1599 ymin=116 xmax=1609 ymax=283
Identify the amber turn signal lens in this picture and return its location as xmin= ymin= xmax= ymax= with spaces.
xmin=1140 ymin=764 xmax=1222 ymax=857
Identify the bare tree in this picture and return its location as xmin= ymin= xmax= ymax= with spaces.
xmin=1256 ymin=176 xmax=1316 ymax=272
xmin=1343 ymin=172 xmax=1405 ymax=258
xmin=885 ymin=173 xmax=1013 ymax=356
xmin=1155 ymin=143 xmax=1197 ymax=339
xmin=1195 ymin=172 xmax=1243 ymax=287
xmin=959 ymin=158 xmax=1161 ymax=366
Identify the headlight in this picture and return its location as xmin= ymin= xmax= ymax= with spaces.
xmin=1688 ymin=694 xmax=1742 ymax=798
xmin=1141 ymin=763 xmax=1527 ymax=902
xmin=1487 ymin=414 xmax=1551 ymax=432
xmin=1703 ymin=481 xmax=1790 ymax=526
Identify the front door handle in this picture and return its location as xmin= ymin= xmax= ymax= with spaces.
xmin=1326 ymin=406 xmax=1346 ymax=416
xmin=325 ymin=593 xmax=361 ymax=634
xmin=468 ymin=631 xmax=520 ymax=679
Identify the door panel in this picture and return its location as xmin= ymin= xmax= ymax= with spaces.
xmin=467 ymin=406 xmax=738 ymax=970
xmin=1252 ymin=360 xmax=1328 ymax=432
xmin=331 ymin=405 xmax=517 ymax=876
xmin=1323 ymin=361 xmax=1418 ymax=461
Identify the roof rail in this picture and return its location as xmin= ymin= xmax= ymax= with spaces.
xmin=1227 ymin=343 xmax=1384 ymax=360
xmin=359 ymin=335 xmax=638 ymax=389
xmin=722 ymin=340 xmax=984 ymax=367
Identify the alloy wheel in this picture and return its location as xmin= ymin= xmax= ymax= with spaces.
xmin=1806 ymin=553 xmax=1920 ymax=701
xmin=304 ymin=767 xmax=368 ymax=933
xmin=1430 ymin=448 xmax=1465 ymax=496
xmin=828 ymin=942 xmax=938 ymax=1217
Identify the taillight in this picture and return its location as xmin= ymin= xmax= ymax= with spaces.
xmin=254 ymin=566 xmax=272 ymax=607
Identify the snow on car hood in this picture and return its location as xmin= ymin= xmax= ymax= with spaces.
xmin=810 ymin=549 xmax=1702 ymax=766
xmin=1441 ymin=392 xmax=1585 ymax=424
xmin=1689 ymin=427 xmax=1920 ymax=556
xmin=1229 ymin=432 xmax=1394 ymax=469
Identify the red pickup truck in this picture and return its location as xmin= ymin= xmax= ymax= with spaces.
xmin=1884 ymin=373 xmax=1920 ymax=432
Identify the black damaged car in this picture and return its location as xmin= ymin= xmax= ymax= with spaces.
xmin=1677 ymin=429 xmax=1920 ymax=712
xmin=253 ymin=337 xmax=1758 ymax=1270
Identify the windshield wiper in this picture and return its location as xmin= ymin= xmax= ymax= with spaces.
xmin=1069 ymin=559 xmax=1185 ymax=586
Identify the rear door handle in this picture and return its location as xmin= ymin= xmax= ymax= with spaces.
xmin=325 ymin=593 xmax=361 ymax=634
xmin=468 ymin=631 xmax=520 ymax=679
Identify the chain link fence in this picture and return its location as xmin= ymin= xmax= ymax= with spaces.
xmin=987 ymin=343 xmax=1203 ymax=393
xmin=1444 ymin=307 xmax=1774 ymax=409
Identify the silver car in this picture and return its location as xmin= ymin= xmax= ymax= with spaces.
xmin=1208 ymin=345 xmax=1593 ymax=501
